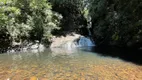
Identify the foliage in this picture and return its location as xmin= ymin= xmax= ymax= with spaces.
xmin=89 ymin=0 xmax=142 ymax=48
xmin=0 ymin=0 xmax=62 ymax=48
xmin=49 ymin=0 xmax=87 ymax=35
xmin=1 ymin=0 xmax=142 ymax=50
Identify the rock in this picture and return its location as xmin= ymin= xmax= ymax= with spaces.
xmin=50 ymin=33 xmax=81 ymax=48
xmin=50 ymin=33 xmax=95 ymax=49
xmin=30 ymin=76 xmax=38 ymax=80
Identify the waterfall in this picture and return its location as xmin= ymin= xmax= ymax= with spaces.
xmin=50 ymin=33 xmax=95 ymax=51
xmin=78 ymin=36 xmax=95 ymax=47
xmin=87 ymin=27 xmax=92 ymax=36
xmin=86 ymin=15 xmax=92 ymax=36
xmin=60 ymin=36 xmax=95 ymax=49
xmin=86 ymin=16 xmax=95 ymax=45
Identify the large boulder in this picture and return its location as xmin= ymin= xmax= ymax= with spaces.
xmin=50 ymin=33 xmax=81 ymax=48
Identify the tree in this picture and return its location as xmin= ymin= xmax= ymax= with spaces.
xmin=89 ymin=0 xmax=142 ymax=48
xmin=49 ymin=0 xmax=87 ymax=35
xmin=0 ymin=0 xmax=62 ymax=51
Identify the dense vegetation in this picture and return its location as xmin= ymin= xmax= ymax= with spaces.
xmin=0 ymin=0 xmax=142 ymax=52
xmin=49 ymin=0 xmax=88 ymax=35
xmin=89 ymin=0 xmax=142 ymax=48
xmin=0 ymin=0 xmax=62 ymax=51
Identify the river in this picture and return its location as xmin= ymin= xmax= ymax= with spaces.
xmin=0 ymin=47 xmax=142 ymax=80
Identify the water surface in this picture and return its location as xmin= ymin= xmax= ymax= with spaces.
xmin=0 ymin=48 xmax=142 ymax=80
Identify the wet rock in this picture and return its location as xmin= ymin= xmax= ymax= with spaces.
xmin=50 ymin=33 xmax=81 ymax=48
xmin=30 ymin=76 xmax=38 ymax=80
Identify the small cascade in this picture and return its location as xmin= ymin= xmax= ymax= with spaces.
xmin=78 ymin=36 xmax=95 ymax=47
xmin=58 ymin=36 xmax=95 ymax=49
xmin=50 ymin=33 xmax=95 ymax=51
xmin=87 ymin=27 xmax=92 ymax=36
xmin=87 ymin=19 xmax=92 ymax=36
xmin=86 ymin=16 xmax=95 ymax=45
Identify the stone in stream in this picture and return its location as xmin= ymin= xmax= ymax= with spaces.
xmin=30 ymin=76 xmax=38 ymax=80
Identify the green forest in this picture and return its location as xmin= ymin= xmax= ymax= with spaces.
xmin=0 ymin=0 xmax=142 ymax=52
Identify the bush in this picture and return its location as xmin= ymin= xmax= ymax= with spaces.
xmin=0 ymin=0 xmax=62 ymax=48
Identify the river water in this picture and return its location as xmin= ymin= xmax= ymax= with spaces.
xmin=0 ymin=47 xmax=142 ymax=80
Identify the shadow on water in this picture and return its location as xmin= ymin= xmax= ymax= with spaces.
xmin=81 ymin=46 xmax=142 ymax=65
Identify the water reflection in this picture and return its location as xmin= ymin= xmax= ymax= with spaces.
xmin=50 ymin=48 xmax=78 ymax=57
